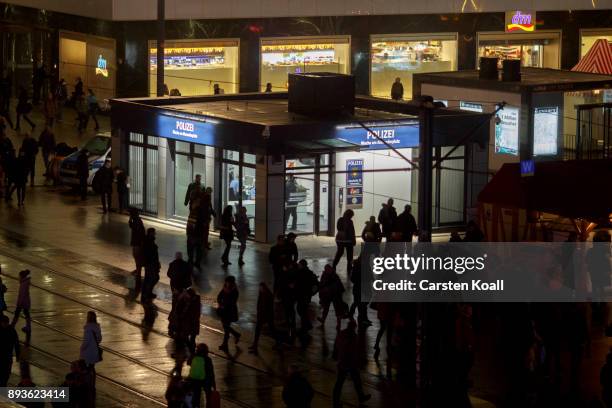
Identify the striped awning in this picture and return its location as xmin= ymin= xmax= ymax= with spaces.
xmin=572 ymin=39 xmax=612 ymax=75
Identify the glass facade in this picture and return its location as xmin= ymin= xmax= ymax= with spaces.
xmin=221 ymin=151 xmax=256 ymax=235
xmin=477 ymin=31 xmax=561 ymax=69
xmin=149 ymin=39 xmax=239 ymax=96
xmin=128 ymin=133 xmax=158 ymax=214
xmin=580 ymin=30 xmax=612 ymax=57
xmin=370 ymin=34 xmax=457 ymax=99
xmin=260 ymin=36 xmax=350 ymax=92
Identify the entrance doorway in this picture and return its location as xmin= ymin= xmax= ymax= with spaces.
xmin=284 ymin=155 xmax=331 ymax=235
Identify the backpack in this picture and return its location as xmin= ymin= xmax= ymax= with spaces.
xmin=188 ymin=355 xmax=206 ymax=381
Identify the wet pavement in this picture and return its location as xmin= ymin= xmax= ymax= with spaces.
xmin=0 ymin=103 xmax=608 ymax=407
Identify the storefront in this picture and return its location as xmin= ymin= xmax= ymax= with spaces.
xmin=259 ymin=36 xmax=350 ymax=92
xmin=370 ymin=33 xmax=458 ymax=99
xmin=149 ymin=39 xmax=240 ymax=97
xmin=111 ymin=92 xmax=489 ymax=241
xmin=580 ymin=29 xmax=612 ymax=58
xmin=59 ymin=30 xmax=116 ymax=102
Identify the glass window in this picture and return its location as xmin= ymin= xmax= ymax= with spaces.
xmin=176 ymin=141 xmax=190 ymax=153
xmin=243 ymin=153 xmax=256 ymax=165
xmin=148 ymin=135 xmax=159 ymax=146
xmin=223 ymin=149 xmax=240 ymax=161
xmin=581 ymin=33 xmax=612 ymax=57
xmin=242 ymin=166 xmax=256 ymax=234
xmin=439 ymin=159 xmax=464 ymax=224
xmin=149 ymin=39 xmax=240 ymax=97
xmin=129 ymin=145 xmax=144 ymax=210
xmin=130 ymin=132 xmax=144 ymax=143
xmin=222 ymin=162 xmax=240 ymax=213
xmin=285 ymin=171 xmax=313 ymax=234
xmin=194 ymin=144 xmax=207 ymax=156
xmin=174 ymin=154 xmax=192 ymax=218
xmin=319 ymin=172 xmax=329 ymax=233
xmin=260 ymin=37 xmax=350 ymax=92
xmin=145 ymin=148 xmax=158 ymax=214
xmin=371 ymin=36 xmax=457 ymax=99
xmin=478 ymin=44 xmax=543 ymax=68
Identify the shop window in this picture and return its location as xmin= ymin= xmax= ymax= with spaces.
xmin=130 ymin=132 xmax=144 ymax=143
xmin=260 ymin=36 xmax=350 ymax=92
xmin=581 ymin=32 xmax=612 ymax=58
xmin=243 ymin=153 xmax=256 ymax=165
xmin=149 ymin=39 xmax=239 ymax=97
xmin=476 ymin=31 xmax=560 ymax=69
xmin=242 ymin=166 xmax=256 ymax=232
xmin=176 ymin=140 xmax=190 ymax=153
xmin=223 ymin=150 xmax=240 ymax=161
xmin=479 ymin=44 xmax=543 ymax=68
xmin=127 ymin=132 xmax=158 ymax=215
xmin=370 ymin=35 xmax=457 ymax=99
xmin=222 ymin=162 xmax=241 ymax=212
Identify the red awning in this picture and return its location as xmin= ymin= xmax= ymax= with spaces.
xmin=572 ymin=39 xmax=612 ymax=75
xmin=478 ymin=160 xmax=612 ymax=221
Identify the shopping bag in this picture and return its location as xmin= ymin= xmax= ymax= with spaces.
xmin=209 ymin=390 xmax=221 ymax=408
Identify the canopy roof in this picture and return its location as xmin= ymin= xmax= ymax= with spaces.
xmin=478 ymin=160 xmax=612 ymax=221
xmin=572 ymin=39 xmax=612 ymax=75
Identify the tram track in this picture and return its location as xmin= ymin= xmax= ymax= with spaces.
xmin=0 ymin=245 xmax=379 ymax=405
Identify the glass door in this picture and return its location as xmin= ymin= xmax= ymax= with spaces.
xmin=173 ymin=141 xmax=208 ymax=219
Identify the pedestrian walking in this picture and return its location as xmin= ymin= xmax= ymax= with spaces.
xmin=295 ymin=259 xmax=318 ymax=334
xmin=395 ymin=204 xmax=418 ymax=242
xmin=173 ymin=288 xmax=201 ymax=352
xmin=219 ymin=205 xmax=234 ymax=267
xmin=0 ymin=315 xmax=20 ymax=387
xmin=217 ymin=276 xmax=241 ymax=352
xmin=92 ymin=159 xmax=113 ymax=213
xmin=202 ymin=187 xmax=215 ymax=250
xmin=141 ymin=228 xmax=161 ymax=302
xmin=15 ymin=86 xmax=34 ymax=132
xmin=282 ymin=365 xmax=314 ymax=408
xmin=332 ymin=209 xmax=356 ymax=275
xmin=249 ymin=282 xmax=277 ymax=354
xmin=32 ymin=63 xmax=46 ymax=105
xmin=165 ymin=375 xmax=186 ymax=408
xmin=79 ymin=311 xmax=102 ymax=373
xmin=269 ymin=234 xmax=288 ymax=291
xmin=349 ymin=257 xmax=371 ymax=327
xmin=11 ymin=269 xmax=32 ymax=344
xmin=235 ymin=206 xmax=250 ymax=266
xmin=187 ymin=343 xmax=216 ymax=408
xmin=86 ymin=89 xmax=100 ymax=131
xmin=378 ymin=198 xmax=397 ymax=241
xmin=332 ymin=320 xmax=371 ymax=407
xmin=129 ymin=208 xmax=146 ymax=282
xmin=186 ymin=192 xmax=205 ymax=269
xmin=167 ymin=252 xmax=192 ymax=295
xmin=285 ymin=175 xmax=300 ymax=231
xmin=184 ymin=174 xmax=202 ymax=207
xmin=43 ymin=91 xmax=56 ymax=126
xmin=76 ymin=149 xmax=89 ymax=200
xmin=11 ymin=149 xmax=28 ymax=206
xmin=286 ymin=232 xmax=298 ymax=263
xmin=38 ymin=125 xmax=56 ymax=176
xmin=21 ymin=133 xmax=38 ymax=186
xmin=115 ymin=166 xmax=128 ymax=213
xmin=265 ymin=82 xmax=273 ymax=92
xmin=317 ymin=265 xmax=347 ymax=330
xmin=361 ymin=216 xmax=382 ymax=243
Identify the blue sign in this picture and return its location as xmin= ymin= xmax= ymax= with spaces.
xmin=156 ymin=114 xmax=216 ymax=145
xmin=520 ymin=159 xmax=535 ymax=177
xmin=346 ymin=159 xmax=364 ymax=209
xmin=336 ymin=123 xmax=419 ymax=150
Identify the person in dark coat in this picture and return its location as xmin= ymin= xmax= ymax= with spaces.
xmin=349 ymin=257 xmax=371 ymax=327
xmin=187 ymin=343 xmax=216 ymax=408
xmin=395 ymin=204 xmax=418 ymax=242
xmin=0 ymin=315 xmax=20 ymax=387
xmin=115 ymin=166 xmax=128 ymax=213
xmin=295 ymin=259 xmax=318 ymax=334
xmin=129 ymin=208 xmax=146 ymax=282
xmin=217 ymin=276 xmax=240 ymax=351
xmin=282 ymin=365 xmax=314 ymax=408
xmin=219 ymin=206 xmax=234 ymax=267
xmin=186 ymin=192 xmax=205 ymax=269
xmin=174 ymin=288 xmax=201 ymax=352
xmin=587 ymin=230 xmax=611 ymax=301
xmin=21 ymin=133 xmax=38 ymax=186
xmin=167 ymin=252 xmax=192 ymax=295
xmin=317 ymin=265 xmax=346 ymax=330
xmin=332 ymin=320 xmax=371 ymax=406
xmin=391 ymin=77 xmax=404 ymax=100
xmin=332 ymin=209 xmax=356 ymax=275
xmin=202 ymin=187 xmax=215 ymax=250
xmin=76 ymin=149 xmax=89 ymax=200
xmin=249 ymin=282 xmax=276 ymax=354
xmin=93 ymin=159 xmax=114 ymax=213
xmin=234 ymin=206 xmax=250 ymax=266
xmin=141 ymin=228 xmax=161 ymax=303
xmin=285 ymin=232 xmax=299 ymax=263
xmin=11 ymin=149 xmax=28 ymax=206
xmin=184 ymin=174 xmax=202 ymax=207
xmin=15 ymin=86 xmax=34 ymax=132
xmin=269 ymin=234 xmax=288 ymax=291
xmin=361 ymin=216 xmax=382 ymax=243
xmin=378 ymin=198 xmax=397 ymax=241
xmin=38 ymin=126 xmax=56 ymax=174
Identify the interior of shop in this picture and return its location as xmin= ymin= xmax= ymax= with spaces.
xmin=477 ymin=31 xmax=561 ymax=69
xmin=370 ymin=35 xmax=457 ymax=99
xmin=580 ymin=29 xmax=612 ymax=57
xmin=149 ymin=39 xmax=239 ymax=96
xmin=260 ymin=37 xmax=350 ymax=92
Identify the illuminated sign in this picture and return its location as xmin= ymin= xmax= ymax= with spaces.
xmin=156 ymin=114 xmax=216 ymax=145
xmin=346 ymin=159 xmax=363 ymax=209
xmin=533 ymin=107 xmax=558 ymax=156
xmin=495 ymin=106 xmax=519 ymax=155
xmin=336 ymin=122 xmax=419 ymax=150
xmin=459 ymin=101 xmax=483 ymax=113
xmin=95 ymin=55 xmax=109 ymax=77
xmin=505 ymin=11 xmax=535 ymax=32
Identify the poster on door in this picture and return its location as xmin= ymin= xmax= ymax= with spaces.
xmin=495 ymin=106 xmax=519 ymax=155
xmin=346 ymin=159 xmax=363 ymax=209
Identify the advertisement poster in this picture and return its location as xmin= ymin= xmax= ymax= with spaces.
xmin=346 ymin=159 xmax=364 ymax=209
xmin=495 ymin=106 xmax=519 ymax=155
xmin=533 ymin=107 xmax=559 ymax=156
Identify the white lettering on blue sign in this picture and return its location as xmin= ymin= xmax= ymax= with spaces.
xmin=176 ymin=121 xmax=195 ymax=132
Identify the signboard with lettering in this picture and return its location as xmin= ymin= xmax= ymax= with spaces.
xmin=156 ymin=114 xmax=215 ymax=145
xmin=459 ymin=101 xmax=483 ymax=113
xmin=336 ymin=122 xmax=419 ymax=150
xmin=533 ymin=107 xmax=558 ymax=156
xmin=520 ymin=159 xmax=535 ymax=177
xmin=346 ymin=159 xmax=364 ymax=209
xmin=495 ymin=106 xmax=519 ymax=155
xmin=505 ymin=10 xmax=536 ymax=32
xmin=95 ymin=55 xmax=109 ymax=77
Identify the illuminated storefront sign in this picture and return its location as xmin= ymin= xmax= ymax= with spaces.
xmin=459 ymin=101 xmax=483 ymax=113
xmin=95 ymin=55 xmax=109 ymax=77
xmin=533 ymin=107 xmax=558 ymax=156
xmin=495 ymin=106 xmax=519 ymax=155
xmin=505 ymin=11 xmax=536 ymax=32
xmin=336 ymin=122 xmax=419 ymax=150
xmin=156 ymin=114 xmax=216 ymax=145
xmin=346 ymin=159 xmax=364 ymax=209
